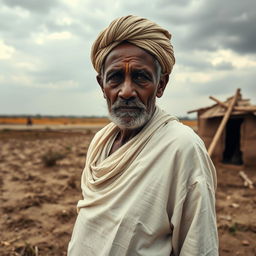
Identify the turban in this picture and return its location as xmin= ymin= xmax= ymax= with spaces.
xmin=91 ymin=15 xmax=175 ymax=75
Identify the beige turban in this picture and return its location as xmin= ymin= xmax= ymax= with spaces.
xmin=91 ymin=15 xmax=175 ymax=75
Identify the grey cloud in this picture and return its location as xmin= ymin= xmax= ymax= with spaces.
xmin=40 ymin=4 xmax=106 ymax=41
xmin=0 ymin=10 xmax=35 ymax=39
xmin=192 ymin=69 xmax=255 ymax=97
xmin=0 ymin=5 xmax=63 ymax=41
xmin=177 ymin=55 xmax=213 ymax=70
xmin=184 ymin=0 xmax=256 ymax=54
xmin=21 ymin=41 xmax=95 ymax=91
xmin=213 ymin=61 xmax=234 ymax=70
xmin=176 ymin=53 xmax=235 ymax=71
xmin=155 ymin=0 xmax=256 ymax=55
xmin=1 ymin=0 xmax=59 ymax=14
xmin=156 ymin=0 xmax=192 ymax=7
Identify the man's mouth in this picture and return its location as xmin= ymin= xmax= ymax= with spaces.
xmin=114 ymin=106 xmax=142 ymax=111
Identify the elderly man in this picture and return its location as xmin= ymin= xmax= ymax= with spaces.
xmin=68 ymin=15 xmax=218 ymax=256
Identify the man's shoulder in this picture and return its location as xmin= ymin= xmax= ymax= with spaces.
xmin=156 ymin=119 xmax=204 ymax=149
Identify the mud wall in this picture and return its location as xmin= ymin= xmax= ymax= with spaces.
xmin=241 ymin=115 xmax=256 ymax=166
xmin=198 ymin=117 xmax=223 ymax=162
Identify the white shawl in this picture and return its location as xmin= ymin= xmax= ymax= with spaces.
xmin=79 ymin=106 xmax=177 ymax=196
xmin=70 ymin=106 xmax=218 ymax=256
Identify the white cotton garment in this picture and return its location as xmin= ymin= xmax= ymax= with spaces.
xmin=68 ymin=106 xmax=218 ymax=256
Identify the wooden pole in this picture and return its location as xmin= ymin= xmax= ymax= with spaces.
xmin=208 ymin=89 xmax=240 ymax=157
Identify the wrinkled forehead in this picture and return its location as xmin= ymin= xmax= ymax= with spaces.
xmin=102 ymin=42 xmax=157 ymax=73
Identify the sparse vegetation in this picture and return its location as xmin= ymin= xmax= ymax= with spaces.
xmin=65 ymin=145 xmax=72 ymax=152
xmin=229 ymin=223 xmax=238 ymax=235
xmin=2 ymin=128 xmax=10 ymax=132
xmin=15 ymin=242 xmax=38 ymax=256
xmin=42 ymin=150 xmax=65 ymax=167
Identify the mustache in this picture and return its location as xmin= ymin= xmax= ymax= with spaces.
xmin=111 ymin=98 xmax=146 ymax=111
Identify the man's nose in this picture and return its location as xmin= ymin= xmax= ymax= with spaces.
xmin=118 ymin=77 xmax=136 ymax=99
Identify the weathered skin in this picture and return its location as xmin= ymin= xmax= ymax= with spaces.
xmin=97 ymin=42 xmax=169 ymax=154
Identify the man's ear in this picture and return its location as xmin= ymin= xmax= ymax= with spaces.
xmin=96 ymin=74 xmax=106 ymax=98
xmin=156 ymin=74 xmax=169 ymax=98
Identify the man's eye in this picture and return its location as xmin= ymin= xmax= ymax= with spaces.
xmin=138 ymin=75 xmax=146 ymax=80
xmin=107 ymin=73 xmax=122 ymax=83
xmin=134 ymin=73 xmax=148 ymax=82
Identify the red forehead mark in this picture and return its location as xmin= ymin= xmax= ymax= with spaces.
xmin=125 ymin=62 xmax=129 ymax=73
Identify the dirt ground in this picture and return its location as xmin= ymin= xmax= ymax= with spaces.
xmin=0 ymin=129 xmax=255 ymax=255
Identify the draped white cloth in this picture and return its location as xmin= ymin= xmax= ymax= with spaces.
xmin=68 ymin=107 xmax=218 ymax=256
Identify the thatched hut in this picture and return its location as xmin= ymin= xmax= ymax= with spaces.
xmin=189 ymin=90 xmax=256 ymax=167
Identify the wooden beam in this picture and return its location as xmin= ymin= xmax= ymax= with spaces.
xmin=239 ymin=171 xmax=254 ymax=189
xmin=208 ymin=89 xmax=240 ymax=157
xmin=209 ymin=96 xmax=228 ymax=108
xmin=187 ymin=107 xmax=210 ymax=114
xmin=187 ymin=109 xmax=199 ymax=114
xmin=209 ymin=96 xmax=256 ymax=112
xmin=236 ymin=106 xmax=256 ymax=112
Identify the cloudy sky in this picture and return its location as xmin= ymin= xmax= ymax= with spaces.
xmin=1 ymin=0 xmax=255 ymax=118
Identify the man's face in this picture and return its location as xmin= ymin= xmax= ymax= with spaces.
xmin=97 ymin=43 xmax=168 ymax=129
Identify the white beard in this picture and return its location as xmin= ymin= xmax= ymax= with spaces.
xmin=106 ymin=96 xmax=156 ymax=129
xmin=108 ymin=108 xmax=151 ymax=129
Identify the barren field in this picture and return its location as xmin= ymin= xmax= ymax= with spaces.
xmin=0 ymin=127 xmax=255 ymax=255
xmin=0 ymin=117 xmax=110 ymax=126
xmin=0 ymin=117 xmax=196 ymax=127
